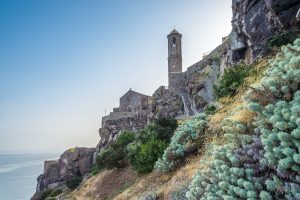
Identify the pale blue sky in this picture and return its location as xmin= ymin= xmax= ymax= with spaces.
xmin=0 ymin=0 xmax=232 ymax=153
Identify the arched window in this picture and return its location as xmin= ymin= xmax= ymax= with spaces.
xmin=127 ymin=106 xmax=132 ymax=112
xmin=172 ymin=37 xmax=176 ymax=47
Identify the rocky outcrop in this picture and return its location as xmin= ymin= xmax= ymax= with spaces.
xmin=58 ymin=147 xmax=95 ymax=180
xmin=152 ymin=86 xmax=184 ymax=118
xmin=34 ymin=147 xmax=95 ymax=195
xmin=97 ymin=111 xmax=150 ymax=152
xmin=229 ymin=0 xmax=300 ymax=63
xmin=185 ymin=42 xmax=228 ymax=111
xmin=36 ymin=160 xmax=60 ymax=193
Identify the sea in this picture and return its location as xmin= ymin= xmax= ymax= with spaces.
xmin=0 ymin=153 xmax=58 ymax=200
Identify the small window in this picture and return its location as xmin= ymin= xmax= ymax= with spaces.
xmin=172 ymin=37 xmax=176 ymax=47
xmin=127 ymin=106 xmax=132 ymax=112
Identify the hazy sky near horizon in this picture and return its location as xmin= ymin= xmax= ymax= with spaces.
xmin=0 ymin=0 xmax=232 ymax=153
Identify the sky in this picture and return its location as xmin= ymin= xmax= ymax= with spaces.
xmin=0 ymin=0 xmax=232 ymax=153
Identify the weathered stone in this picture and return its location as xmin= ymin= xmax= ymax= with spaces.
xmin=229 ymin=0 xmax=300 ymax=63
xmin=152 ymin=86 xmax=184 ymax=119
xmin=97 ymin=111 xmax=150 ymax=152
xmin=168 ymin=29 xmax=183 ymax=90
xmin=36 ymin=160 xmax=60 ymax=192
xmin=58 ymin=147 xmax=95 ymax=180
xmin=34 ymin=147 xmax=95 ymax=195
xmin=119 ymin=89 xmax=151 ymax=112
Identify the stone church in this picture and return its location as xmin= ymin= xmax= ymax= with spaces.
xmin=118 ymin=89 xmax=151 ymax=113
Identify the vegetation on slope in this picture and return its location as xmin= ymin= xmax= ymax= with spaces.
xmin=186 ymin=38 xmax=300 ymax=199
xmin=154 ymin=113 xmax=207 ymax=172
xmin=95 ymin=118 xmax=177 ymax=174
xmin=68 ymin=38 xmax=300 ymax=200
xmin=214 ymin=63 xmax=252 ymax=98
xmin=111 ymin=38 xmax=299 ymax=200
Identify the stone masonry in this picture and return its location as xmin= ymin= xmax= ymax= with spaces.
xmin=96 ymin=89 xmax=152 ymax=153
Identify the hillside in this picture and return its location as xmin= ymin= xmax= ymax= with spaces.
xmin=59 ymin=39 xmax=300 ymax=200
xmin=31 ymin=1 xmax=300 ymax=200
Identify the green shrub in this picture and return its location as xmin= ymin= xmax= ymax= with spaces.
xmin=125 ymin=118 xmax=177 ymax=173
xmin=204 ymin=103 xmax=218 ymax=115
xmin=126 ymin=129 xmax=168 ymax=173
xmin=148 ymin=118 xmax=178 ymax=142
xmin=126 ymin=128 xmax=159 ymax=169
xmin=126 ymin=142 xmax=140 ymax=166
xmin=89 ymin=165 xmax=101 ymax=176
xmin=39 ymin=189 xmax=53 ymax=199
xmin=96 ymin=147 xmax=125 ymax=169
xmin=134 ymin=128 xmax=159 ymax=144
xmin=266 ymin=29 xmax=300 ymax=48
xmin=96 ymin=130 xmax=135 ymax=170
xmin=45 ymin=197 xmax=56 ymax=200
xmin=114 ymin=130 xmax=135 ymax=148
xmin=155 ymin=113 xmax=207 ymax=172
xmin=133 ymin=139 xmax=167 ymax=173
xmin=96 ymin=118 xmax=177 ymax=173
xmin=66 ymin=176 xmax=82 ymax=190
xmin=214 ymin=63 xmax=252 ymax=98
xmin=50 ymin=188 xmax=63 ymax=197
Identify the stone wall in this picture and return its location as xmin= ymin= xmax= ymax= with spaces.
xmin=119 ymin=90 xmax=150 ymax=112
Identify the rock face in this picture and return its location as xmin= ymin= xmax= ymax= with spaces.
xmin=152 ymin=86 xmax=184 ymax=119
xmin=185 ymin=42 xmax=228 ymax=111
xmin=97 ymin=111 xmax=150 ymax=152
xmin=230 ymin=0 xmax=300 ymax=63
xmin=35 ymin=147 xmax=95 ymax=193
xmin=36 ymin=160 xmax=60 ymax=193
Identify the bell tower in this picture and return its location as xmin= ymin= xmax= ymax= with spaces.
xmin=167 ymin=29 xmax=182 ymax=89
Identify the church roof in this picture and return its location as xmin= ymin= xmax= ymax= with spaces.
xmin=120 ymin=89 xmax=150 ymax=99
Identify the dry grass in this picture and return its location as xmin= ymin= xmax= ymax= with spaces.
xmin=229 ymin=108 xmax=256 ymax=124
xmin=69 ymin=167 xmax=138 ymax=200
xmin=113 ymin=154 xmax=204 ymax=200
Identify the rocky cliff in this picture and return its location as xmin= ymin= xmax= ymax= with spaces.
xmin=229 ymin=0 xmax=300 ymax=63
xmin=31 ymin=147 xmax=95 ymax=199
